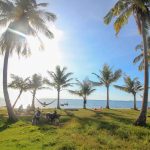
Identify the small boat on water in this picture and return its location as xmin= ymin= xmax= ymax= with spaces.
xmin=60 ymin=102 xmax=69 ymax=106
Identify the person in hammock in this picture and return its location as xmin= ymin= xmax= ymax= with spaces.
xmin=37 ymin=99 xmax=56 ymax=107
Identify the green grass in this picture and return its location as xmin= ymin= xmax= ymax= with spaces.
xmin=0 ymin=108 xmax=150 ymax=150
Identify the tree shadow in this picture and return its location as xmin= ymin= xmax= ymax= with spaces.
xmin=0 ymin=118 xmax=16 ymax=132
xmin=100 ymin=112 xmax=134 ymax=124
xmin=88 ymin=109 xmax=134 ymax=125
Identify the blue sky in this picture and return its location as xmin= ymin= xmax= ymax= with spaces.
xmin=44 ymin=0 xmax=145 ymax=100
xmin=0 ymin=0 xmax=149 ymax=107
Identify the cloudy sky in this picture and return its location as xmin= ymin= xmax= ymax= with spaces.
xmin=0 ymin=0 xmax=148 ymax=107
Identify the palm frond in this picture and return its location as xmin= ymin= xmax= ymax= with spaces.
xmin=110 ymin=69 xmax=122 ymax=83
xmin=114 ymin=85 xmax=129 ymax=93
xmin=104 ymin=0 xmax=150 ymax=35
xmin=46 ymin=66 xmax=73 ymax=91
xmin=133 ymin=53 xmax=143 ymax=64
xmin=135 ymin=43 xmax=144 ymax=51
xmin=69 ymin=78 xmax=95 ymax=98
xmin=92 ymin=73 xmax=100 ymax=79
xmin=0 ymin=0 xmax=56 ymax=55
xmin=92 ymin=64 xmax=121 ymax=87
xmin=69 ymin=90 xmax=83 ymax=97
xmin=114 ymin=75 xmax=143 ymax=95
xmin=114 ymin=6 xmax=133 ymax=35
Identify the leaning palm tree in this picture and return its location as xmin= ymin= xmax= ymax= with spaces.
xmin=133 ymin=42 xmax=150 ymax=71
xmin=0 ymin=0 xmax=56 ymax=121
xmin=44 ymin=66 xmax=73 ymax=109
xmin=69 ymin=79 xmax=95 ymax=109
xmin=92 ymin=64 xmax=122 ymax=109
xmin=104 ymin=0 xmax=150 ymax=126
xmin=28 ymin=74 xmax=45 ymax=111
xmin=114 ymin=76 xmax=143 ymax=110
xmin=8 ymin=74 xmax=30 ymax=108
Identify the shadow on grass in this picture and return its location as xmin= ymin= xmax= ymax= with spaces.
xmin=0 ymin=118 xmax=17 ymax=132
xmin=89 ymin=109 xmax=134 ymax=125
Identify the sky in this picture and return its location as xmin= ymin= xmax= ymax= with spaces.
xmin=0 ymin=0 xmax=149 ymax=107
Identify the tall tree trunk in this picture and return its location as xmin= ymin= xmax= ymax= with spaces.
xmin=3 ymin=50 xmax=17 ymax=122
xmin=31 ymin=90 xmax=36 ymax=111
xmin=106 ymin=86 xmax=110 ymax=109
xmin=133 ymin=94 xmax=137 ymax=110
xmin=135 ymin=17 xmax=149 ymax=126
xmin=83 ymin=97 xmax=87 ymax=109
xmin=13 ymin=90 xmax=23 ymax=108
xmin=57 ymin=89 xmax=60 ymax=109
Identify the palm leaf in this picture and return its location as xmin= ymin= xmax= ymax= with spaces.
xmin=114 ymin=85 xmax=129 ymax=93
xmin=133 ymin=53 xmax=143 ymax=64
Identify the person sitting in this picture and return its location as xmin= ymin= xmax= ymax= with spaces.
xmin=32 ymin=109 xmax=41 ymax=125
xmin=46 ymin=110 xmax=60 ymax=125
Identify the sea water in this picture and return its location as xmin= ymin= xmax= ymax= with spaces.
xmin=36 ymin=99 xmax=150 ymax=109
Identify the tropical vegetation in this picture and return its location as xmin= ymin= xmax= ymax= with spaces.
xmin=69 ymin=78 xmax=95 ymax=109
xmin=104 ymin=0 xmax=150 ymax=126
xmin=28 ymin=74 xmax=45 ymax=110
xmin=114 ymin=76 xmax=143 ymax=110
xmin=0 ymin=1 xmax=150 ymax=149
xmin=44 ymin=66 xmax=73 ymax=109
xmin=8 ymin=74 xmax=30 ymax=108
xmin=92 ymin=64 xmax=122 ymax=109
xmin=0 ymin=0 xmax=56 ymax=121
xmin=133 ymin=42 xmax=150 ymax=71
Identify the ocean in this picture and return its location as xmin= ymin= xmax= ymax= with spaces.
xmin=36 ymin=99 xmax=150 ymax=109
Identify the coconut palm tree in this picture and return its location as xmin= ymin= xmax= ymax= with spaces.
xmin=0 ymin=0 xmax=56 ymax=121
xmin=133 ymin=42 xmax=150 ymax=71
xmin=8 ymin=74 xmax=30 ymax=108
xmin=28 ymin=74 xmax=45 ymax=111
xmin=44 ymin=66 xmax=73 ymax=109
xmin=104 ymin=0 xmax=150 ymax=126
xmin=114 ymin=76 xmax=143 ymax=110
xmin=69 ymin=79 xmax=95 ymax=109
xmin=92 ymin=64 xmax=122 ymax=109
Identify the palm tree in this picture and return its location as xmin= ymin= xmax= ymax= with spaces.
xmin=0 ymin=0 xmax=56 ymax=121
xmin=44 ymin=66 xmax=73 ymax=109
xmin=69 ymin=79 xmax=95 ymax=109
xmin=133 ymin=42 xmax=150 ymax=71
xmin=114 ymin=76 xmax=143 ymax=110
xmin=28 ymin=74 xmax=45 ymax=111
xmin=8 ymin=74 xmax=30 ymax=108
xmin=92 ymin=64 xmax=122 ymax=109
xmin=104 ymin=0 xmax=150 ymax=126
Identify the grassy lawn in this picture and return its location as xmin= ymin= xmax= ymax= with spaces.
xmin=0 ymin=108 xmax=150 ymax=150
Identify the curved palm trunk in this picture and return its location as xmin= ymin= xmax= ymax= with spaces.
xmin=3 ymin=50 xmax=17 ymax=121
xmin=83 ymin=97 xmax=87 ymax=109
xmin=57 ymin=89 xmax=60 ymax=109
xmin=31 ymin=89 xmax=36 ymax=111
xmin=106 ymin=86 xmax=110 ymax=109
xmin=133 ymin=94 xmax=137 ymax=110
xmin=135 ymin=17 xmax=149 ymax=126
xmin=13 ymin=90 xmax=23 ymax=108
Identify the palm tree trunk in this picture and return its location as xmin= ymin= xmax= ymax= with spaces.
xmin=31 ymin=90 xmax=36 ymax=111
xmin=57 ymin=89 xmax=60 ymax=109
xmin=106 ymin=86 xmax=110 ymax=109
xmin=135 ymin=16 xmax=149 ymax=126
xmin=13 ymin=90 xmax=23 ymax=108
xmin=3 ymin=50 xmax=17 ymax=122
xmin=83 ymin=97 xmax=87 ymax=109
xmin=133 ymin=94 xmax=137 ymax=110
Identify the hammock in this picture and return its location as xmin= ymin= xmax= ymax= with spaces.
xmin=30 ymin=91 xmax=56 ymax=107
xmin=37 ymin=99 xmax=56 ymax=107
